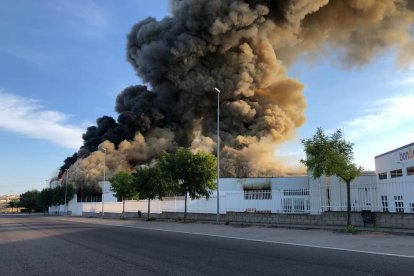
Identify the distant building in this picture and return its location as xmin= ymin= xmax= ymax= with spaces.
xmin=0 ymin=194 xmax=19 ymax=202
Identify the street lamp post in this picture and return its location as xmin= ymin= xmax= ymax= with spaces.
xmin=213 ymin=87 xmax=221 ymax=223
xmin=102 ymin=147 xmax=107 ymax=218
xmin=64 ymin=169 xmax=69 ymax=216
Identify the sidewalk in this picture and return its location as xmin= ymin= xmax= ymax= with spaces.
xmin=157 ymin=217 xmax=414 ymax=236
xmin=53 ymin=216 xmax=414 ymax=258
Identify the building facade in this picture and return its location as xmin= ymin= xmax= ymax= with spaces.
xmin=375 ymin=142 xmax=414 ymax=213
xmin=55 ymin=142 xmax=414 ymax=216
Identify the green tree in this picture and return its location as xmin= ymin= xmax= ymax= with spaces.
xmin=51 ymin=185 xmax=67 ymax=214
xmin=7 ymin=199 xmax=20 ymax=213
xmin=159 ymin=147 xmax=217 ymax=222
xmin=62 ymin=184 xmax=76 ymax=214
xmin=39 ymin=188 xmax=54 ymax=215
xmin=110 ymin=171 xmax=136 ymax=218
xmin=53 ymin=186 xmax=65 ymax=206
xmin=65 ymin=184 xmax=76 ymax=203
xmin=20 ymin=190 xmax=41 ymax=213
xmin=132 ymin=164 xmax=170 ymax=220
xmin=300 ymin=127 xmax=362 ymax=226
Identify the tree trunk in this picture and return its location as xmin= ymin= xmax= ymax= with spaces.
xmin=122 ymin=197 xmax=125 ymax=218
xmin=346 ymin=181 xmax=351 ymax=226
xmin=147 ymin=198 xmax=151 ymax=220
xmin=184 ymin=192 xmax=188 ymax=223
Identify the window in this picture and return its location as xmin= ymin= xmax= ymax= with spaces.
xmin=378 ymin=172 xmax=387 ymax=180
xmin=410 ymin=203 xmax=414 ymax=213
xmin=77 ymin=194 xmax=102 ymax=202
xmin=381 ymin=195 xmax=388 ymax=212
xmin=244 ymin=189 xmax=272 ymax=200
xmin=407 ymin=166 xmax=414 ymax=176
xmin=283 ymin=189 xmax=309 ymax=196
xmin=394 ymin=195 xmax=404 ymax=213
xmin=390 ymin=169 xmax=403 ymax=178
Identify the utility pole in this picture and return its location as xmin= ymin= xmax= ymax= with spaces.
xmin=101 ymin=147 xmax=107 ymax=218
xmin=64 ymin=169 xmax=69 ymax=216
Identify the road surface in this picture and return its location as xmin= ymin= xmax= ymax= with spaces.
xmin=0 ymin=215 xmax=412 ymax=275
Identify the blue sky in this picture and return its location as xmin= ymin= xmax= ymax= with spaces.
xmin=0 ymin=0 xmax=413 ymax=195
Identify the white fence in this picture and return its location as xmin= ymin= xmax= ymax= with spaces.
xmin=320 ymin=184 xmax=379 ymax=212
xmin=376 ymin=180 xmax=414 ymax=213
xmin=72 ymin=189 xmax=312 ymax=216
xmin=225 ymin=190 xmax=311 ymax=213
xmin=320 ymin=180 xmax=414 ymax=213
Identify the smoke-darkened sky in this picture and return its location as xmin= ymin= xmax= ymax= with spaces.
xmin=0 ymin=0 xmax=413 ymax=194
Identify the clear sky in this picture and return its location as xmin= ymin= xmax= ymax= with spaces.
xmin=0 ymin=0 xmax=413 ymax=195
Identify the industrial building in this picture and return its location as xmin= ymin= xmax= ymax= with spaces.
xmin=375 ymin=142 xmax=414 ymax=213
xmin=52 ymin=142 xmax=414 ymax=217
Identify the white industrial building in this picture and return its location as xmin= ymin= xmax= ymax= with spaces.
xmin=52 ymin=142 xmax=414 ymax=216
xmin=375 ymin=142 xmax=414 ymax=213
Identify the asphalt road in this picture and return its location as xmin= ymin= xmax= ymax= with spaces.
xmin=0 ymin=215 xmax=413 ymax=275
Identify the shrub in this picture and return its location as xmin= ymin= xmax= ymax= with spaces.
xmin=345 ymin=224 xmax=356 ymax=234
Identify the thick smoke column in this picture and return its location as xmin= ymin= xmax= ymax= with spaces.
xmin=62 ymin=0 xmax=414 ymax=187
xmin=124 ymin=0 xmax=309 ymax=177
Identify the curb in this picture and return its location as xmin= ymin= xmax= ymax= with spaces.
xmin=153 ymin=217 xmax=414 ymax=236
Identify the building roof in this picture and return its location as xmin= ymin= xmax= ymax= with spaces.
xmin=374 ymin=142 xmax=414 ymax=159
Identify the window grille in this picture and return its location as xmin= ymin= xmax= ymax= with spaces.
xmin=283 ymin=189 xmax=309 ymax=196
xmin=77 ymin=195 xmax=102 ymax=202
xmin=243 ymin=190 xmax=272 ymax=200
xmin=390 ymin=169 xmax=403 ymax=178
xmin=282 ymin=198 xmax=308 ymax=213
xmin=378 ymin=172 xmax=387 ymax=180
xmin=407 ymin=166 xmax=414 ymax=176
xmin=381 ymin=195 xmax=388 ymax=212
xmin=394 ymin=195 xmax=404 ymax=213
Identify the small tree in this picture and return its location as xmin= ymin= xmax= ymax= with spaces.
xmin=159 ymin=148 xmax=217 ymax=222
xmin=51 ymin=185 xmax=67 ymax=214
xmin=7 ymin=199 xmax=20 ymax=213
xmin=132 ymin=164 xmax=170 ymax=220
xmin=110 ymin=171 xmax=136 ymax=218
xmin=301 ymin=127 xmax=362 ymax=226
xmin=39 ymin=188 xmax=54 ymax=215
xmin=20 ymin=190 xmax=41 ymax=213
xmin=63 ymin=184 xmax=75 ymax=214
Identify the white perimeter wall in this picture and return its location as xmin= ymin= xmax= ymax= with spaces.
xmin=58 ymin=172 xmax=414 ymax=216
xmin=63 ymin=177 xmax=314 ymax=216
